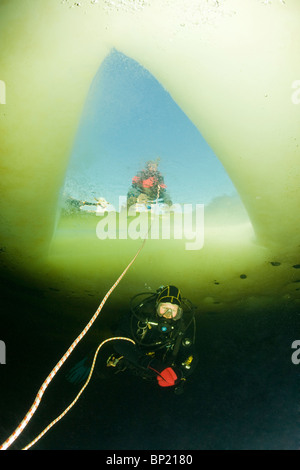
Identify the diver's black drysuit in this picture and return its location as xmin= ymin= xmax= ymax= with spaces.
xmin=113 ymin=291 xmax=198 ymax=391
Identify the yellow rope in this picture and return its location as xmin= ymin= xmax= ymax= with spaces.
xmin=1 ymin=185 xmax=158 ymax=451
xmin=22 ymin=336 xmax=135 ymax=450
xmin=0 ymin=240 xmax=145 ymax=451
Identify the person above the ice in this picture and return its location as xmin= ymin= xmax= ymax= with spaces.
xmin=127 ymin=159 xmax=172 ymax=207
xmin=110 ymin=285 xmax=197 ymax=393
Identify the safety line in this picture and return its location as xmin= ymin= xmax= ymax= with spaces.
xmin=0 ymin=239 xmax=145 ymax=451
xmin=22 ymin=336 xmax=135 ymax=450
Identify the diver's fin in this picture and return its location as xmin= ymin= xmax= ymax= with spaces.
xmin=66 ymin=357 xmax=91 ymax=385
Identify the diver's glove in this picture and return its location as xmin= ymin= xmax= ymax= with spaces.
xmin=66 ymin=357 xmax=91 ymax=385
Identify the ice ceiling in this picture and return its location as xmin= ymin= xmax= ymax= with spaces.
xmin=0 ymin=0 xmax=299 ymax=312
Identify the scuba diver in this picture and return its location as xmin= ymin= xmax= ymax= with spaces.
xmin=66 ymin=285 xmax=197 ymax=395
xmin=127 ymin=159 xmax=172 ymax=208
xmin=108 ymin=285 xmax=198 ymax=394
